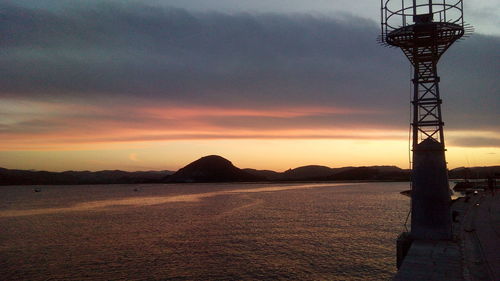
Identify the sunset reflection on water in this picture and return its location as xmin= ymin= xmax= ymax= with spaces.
xmin=0 ymin=182 xmax=408 ymax=280
xmin=0 ymin=183 xmax=349 ymax=218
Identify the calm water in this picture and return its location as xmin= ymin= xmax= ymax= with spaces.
xmin=0 ymin=182 xmax=409 ymax=280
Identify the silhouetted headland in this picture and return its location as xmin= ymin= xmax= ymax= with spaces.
xmin=166 ymin=155 xmax=263 ymax=183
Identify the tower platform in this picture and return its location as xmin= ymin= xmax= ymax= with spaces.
xmin=386 ymin=22 xmax=464 ymax=48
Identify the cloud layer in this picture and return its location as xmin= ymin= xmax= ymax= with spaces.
xmin=0 ymin=1 xmax=499 ymax=149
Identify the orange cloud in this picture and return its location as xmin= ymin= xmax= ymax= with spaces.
xmin=4 ymin=99 xmax=496 ymax=152
xmin=1 ymin=99 xmax=397 ymax=149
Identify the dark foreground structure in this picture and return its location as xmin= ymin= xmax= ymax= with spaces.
xmin=378 ymin=1 xmax=499 ymax=280
xmin=380 ymin=0 xmax=469 ymax=241
xmin=394 ymin=190 xmax=499 ymax=280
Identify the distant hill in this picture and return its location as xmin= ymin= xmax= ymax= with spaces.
xmin=0 ymin=168 xmax=173 ymax=186
xmin=245 ymin=165 xmax=409 ymax=181
xmin=449 ymin=166 xmax=500 ymax=179
xmin=242 ymin=169 xmax=282 ymax=181
xmin=167 ymin=155 xmax=263 ymax=183
xmin=244 ymin=165 xmax=337 ymax=181
xmin=1 ymin=156 xmax=497 ymax=186
xmin=323 ymin=166 xmax=410 ymax=181
xmin=281 ymin=165 xmax=335 ymax=180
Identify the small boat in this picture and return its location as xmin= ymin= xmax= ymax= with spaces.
xmin=34 ymin=188 xmax=42 ymax=192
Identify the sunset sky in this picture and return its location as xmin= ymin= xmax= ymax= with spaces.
xmin=1 ymin=0 xmax=499 ymax=172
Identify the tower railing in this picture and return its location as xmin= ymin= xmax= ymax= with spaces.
xmin=380 ymin=0 xmax=469 ymax=46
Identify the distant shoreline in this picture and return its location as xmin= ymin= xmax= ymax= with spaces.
xmin=1 ymin=179 xmax=415 ymax=187
xmin=1 ymin=155 xmax=498 ymax=186
xmin=1 ymin=166 xmax=497 ymax=186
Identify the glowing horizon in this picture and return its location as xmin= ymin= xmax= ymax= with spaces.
xmin=1 ymin=100 xmax=499 ymax=172
xmin=1 ymin=137 xmax=498 ymax=173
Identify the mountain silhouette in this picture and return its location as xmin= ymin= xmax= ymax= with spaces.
xmin=323 ymin=166 xmax=408 ymax=181
xmin=167 ymin=155 xmax=263 ymax=183
xmin=245 ymin=165 xmax=409 ymax=181
xmin=0 ymin=168 xmax=173 ymax=185
xmin=1 ymin=157 xmax=497 ymax=186
xmin=448 ymin=166 xmax=500 ymax=179
xmin=242 ymin=168 xmax=283 ymax=181
xmin=282 ymin=165 xmax=336 ymax=180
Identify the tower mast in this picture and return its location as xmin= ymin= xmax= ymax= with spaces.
xmin=380 ymin=0 xmax=470 ymax=240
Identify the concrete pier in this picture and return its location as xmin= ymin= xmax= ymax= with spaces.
xmin=394 ymin=191 xmax=499 ymax=281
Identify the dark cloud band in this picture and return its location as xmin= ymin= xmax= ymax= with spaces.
xmin=0 ymin=1 xmax=498 ymax=138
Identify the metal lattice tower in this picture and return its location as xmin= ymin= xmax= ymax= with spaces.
xmin=380 ymin=0 xmax=471 ymax=240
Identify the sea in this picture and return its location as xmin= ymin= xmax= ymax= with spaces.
xmin=0 ymin=182 xmax=410 ymax=281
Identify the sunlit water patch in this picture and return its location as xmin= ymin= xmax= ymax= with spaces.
xmin=0 ymin=183 xmax=350 ymax=217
